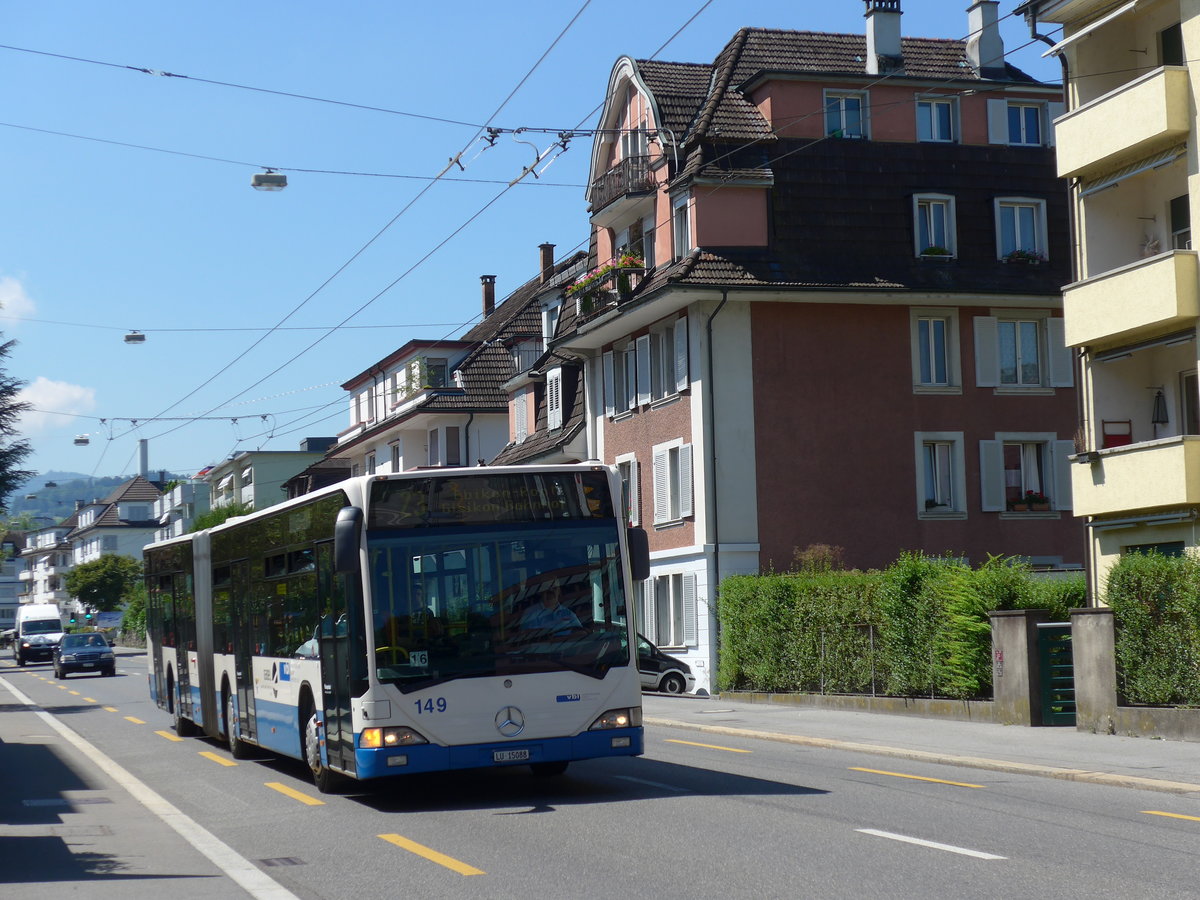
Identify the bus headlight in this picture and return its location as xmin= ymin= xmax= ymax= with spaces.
xmin=588 ymin=707 xmax=642 ymax=730
xmin=360 ymin=726 xmax=428 ymax=749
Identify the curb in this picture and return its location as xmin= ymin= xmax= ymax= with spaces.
xmin=644 ymin=716 xmax=1200 ymax=796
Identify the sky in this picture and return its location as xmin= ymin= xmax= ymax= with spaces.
xmin=0 ymin=1 xmax=1063 ymax=485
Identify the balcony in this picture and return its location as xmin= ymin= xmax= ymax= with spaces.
xmin=1063 ymin=251 xmax=1199 ymax=349
xmin=1055 ymin=67 xmax=1190 ymax=179
xmin=589 ymin=156 xmax=657 ymax=227
xmin=1074 ymin=436 xmax=1200 ymax=517
xmin=568 ymin=263 xmax=646 ymax=325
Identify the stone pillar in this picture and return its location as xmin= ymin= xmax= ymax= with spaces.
xmin=989 ymin=608 xmax=1052 ymax=725
xmin=1070 ymin=607 xmax=1118 ymax=734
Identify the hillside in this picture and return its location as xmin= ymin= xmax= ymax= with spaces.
xmin=8 ymin=471 xmax=187 ymax=525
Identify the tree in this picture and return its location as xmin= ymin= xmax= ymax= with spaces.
xmin=0 ymin=338 xmax=34 ymax=514
xmin=64 ymin=554 xmax=143 ymax=613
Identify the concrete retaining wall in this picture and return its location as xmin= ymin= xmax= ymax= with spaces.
xmin=720 ymin=691 xmax=997 ymax=723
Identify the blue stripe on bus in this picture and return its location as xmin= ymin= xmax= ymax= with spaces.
xmin=353 ymin=727 xmax=643 ymax=779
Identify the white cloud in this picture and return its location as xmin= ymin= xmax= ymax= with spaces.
xmin=17 ymin=377 xmax=96 ymax=434
xmin=0 ymin=276 xmax=37 ymax=323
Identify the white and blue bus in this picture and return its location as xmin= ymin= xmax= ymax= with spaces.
xmin=144 ymin=464 xmax=649 ymax=792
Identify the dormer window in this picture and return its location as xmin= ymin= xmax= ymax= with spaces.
xmin=512 ymin=339 xmax=543 ymax=372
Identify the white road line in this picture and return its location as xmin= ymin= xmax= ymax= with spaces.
xmin=615 ymin=775 xmax=688 ymax=793
xmin=856 ymin=828 xmax=1006 ymax=860
xmin=0 ymin=676 xmax=299 ymax=899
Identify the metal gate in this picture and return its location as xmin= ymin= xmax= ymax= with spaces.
xmin=1036 ymin=622 xmax=1076 ymax=726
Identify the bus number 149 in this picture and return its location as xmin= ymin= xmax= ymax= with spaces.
xmin=415 ymin=697 xmax=448 ymax=714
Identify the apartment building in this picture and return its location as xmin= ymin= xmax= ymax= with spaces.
xmin=510 ymin=1 xmax=1084 ymax=692
xmin=1021 ymin=0 xmax=1199 ymax=590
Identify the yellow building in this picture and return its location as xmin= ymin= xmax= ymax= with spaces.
xmin=1022 ymin=0 xmax=1200 ymax=592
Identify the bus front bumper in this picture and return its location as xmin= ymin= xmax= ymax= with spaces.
xmin=354 ymin=727 xmax=643 ymax=779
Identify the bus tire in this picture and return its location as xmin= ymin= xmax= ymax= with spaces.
xmin=531 ymin=761 xmax=569 ymax=777
xmin=226 ymin=693 xmax=251 ymax=760
xmin=303 ymin=705 xmax=340 ymax=794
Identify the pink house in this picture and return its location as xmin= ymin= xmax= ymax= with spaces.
xmin=497 ymin=1 xmax=1083 ymax=693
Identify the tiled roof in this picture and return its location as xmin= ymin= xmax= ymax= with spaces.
xmin=490 ymin=362 xmax=587 ymax=466
xmin=101 ymin=475 xmax=162 ymax=504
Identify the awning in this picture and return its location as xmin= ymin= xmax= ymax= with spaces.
xmin=216 ymin=474 xmax=233 ymax=491
xmin=1042 ymin=0 xmax=1141 ymax=57
xmin=1088 ymin=510 xmax=1196 ymax=531
xmin=1094 ymin=328 xmax=1195 ymax=362
xmin=1080 ymin=143 xmax=1186 ymax=197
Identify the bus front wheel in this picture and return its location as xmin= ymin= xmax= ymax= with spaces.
xmin=303 ymin=707 xmax=341 ymax=794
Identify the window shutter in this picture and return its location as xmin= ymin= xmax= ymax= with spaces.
xmin=636 ymin=335 xmax=652 ymax=406
xmin=1046 ymin=317 xmax=1074 ymax=387
xmin=974 ymin=316 xmax=999 ymax=387
xmin=679 ymin=443 xmax=694 ymax=518
xmin=682 ymin=573 xmax=697 ymax=646
xmin=546 ymin=367 xmax=563 ymax=430
xmin=1046 ymin=102 xmax=1064 ymax=146
xmin=987 ymin=99 xmax=1009 ymax=144
xmin=624 ymin=347 xmax=638 ymax=412
xmin=642 ymin=580 xmax=657 ymax=644
xmin=628 ymin=459 xmax=640 ymax=526
xmin=1052 ymin=440 xmax=1075 ymax=510
xmin=653 ymin=448 xmax=669 ymax=524
xmin=514 ymin=391 xmax=528 ymax=443
xmin=603 ymin=351 xmax=615 ymax=417
xmin=674 ymin=315 xmax=689 ymax=392
xmin=979 ymin=440 xmax=1005 ymax=511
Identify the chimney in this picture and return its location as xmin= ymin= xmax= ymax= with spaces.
xmin=864 ymin=0 xmax=902 ymax=75
xmin=538 ymin=243 xmax=556 ymax=284
xmin=480 ymin=275 xmax=496 ymax=318
xmin=966 ymin=1 xmax=1005 ymax=78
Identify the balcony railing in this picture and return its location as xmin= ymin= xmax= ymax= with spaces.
xmin=589 ymin=156 xmax=657 ymax=215
xmin=1073 ymin=436 xmax=1200 ymax=517
xmin=570 ymin=266 xmax=646 ymax=324
xmin=1055 ymin=66 xmax=1189 ymax=179
xmin=1063 ymin=250 xmax=1198 ymax=348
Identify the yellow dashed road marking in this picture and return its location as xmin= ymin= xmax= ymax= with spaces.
xmin=124 ymin=716 xmax=145 ymax=724
xmin=1144 ymin=810 xmax=1200 ymax=823
xmin=155 ymin=730 xmax=184 ymax=742
xmin=199 ymin=751 xmax=237 ymax=767
xmin=850 ymin=767 xmax=985 ymax=789
xmin=664 ymin=738 xmax=752 ymax=754
xmin=265 ymin=782 xmax=324 ymax=806
xmin=378 ymin=833 xmax=485 ymax=875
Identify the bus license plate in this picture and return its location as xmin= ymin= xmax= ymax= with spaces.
xmin=493 ymin=748 xmax=530 ymax=763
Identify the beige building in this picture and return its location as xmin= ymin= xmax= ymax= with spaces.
xmin=1022 ymin=0 xmax=1200 ymax=591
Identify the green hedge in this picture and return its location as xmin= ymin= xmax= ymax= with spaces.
xmin=717 ymin=553 xmax=1083 ymax=699
xmin=1106 ymin=552 xmax=1200 ymax=706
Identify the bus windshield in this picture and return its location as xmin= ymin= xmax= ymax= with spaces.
xmin=367 ymin=521 xmax=631 ymax=690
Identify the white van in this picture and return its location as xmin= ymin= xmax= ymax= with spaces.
xmin=13 ymin=603 xmax=65 ymax=666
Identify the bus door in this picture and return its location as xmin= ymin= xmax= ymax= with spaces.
xmin=316 ymin=542 xmax=355 ymax=774
xmin=149 ymin=574 xmax=169 ymax=707
xmin=174 ymin=573 xmax=195 ymax=719
xmin=231 ymin=560 xmax=257 ymax=742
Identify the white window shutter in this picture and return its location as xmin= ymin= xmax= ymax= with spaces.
xmin=682 ymin=573 xmax=697 ymax=646
xmin=653 ymin=448 xmax=669 ymax=524
xmin=636 ymin=335 xmax=652 ymax=406
xmin=1052 ymin=440 xmax=1075 ymax=510
xmin=987 ymin=98 xmax=1009 ymax=144
xmin=1046 ymin=101 xmax=1064 ymax=146
xmin=624 ymin=348 xmax=638 ymax=412
xmin=979 ymin=440 xmax=1005 ymax=511
xmin=974 ymin=316 xmax=999 ymax=387
xmin=642 ymin=580 xmax=657 ymax=644
xmin=678 ymin=444 xmax=694 ymax=518
xmin=546 ymin=367 xmax=563 ymax=430
xmin=628 ymin=459 xmax=640 ymax=526
xmin=603 ymin=352 xmax=615 ymax=417
xmin=674 ymin=315 xmax=689 ymax=392
xmin=514 ymin=391 xmax=527 ymax=443
xmin=1046 ymin=317 xmax=1074 ymax=387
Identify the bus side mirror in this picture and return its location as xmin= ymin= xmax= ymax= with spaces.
xmin=334 ymin=507 xmax=363 ymax=574
xmin=627 ymin=527 xmax=650 ymax=582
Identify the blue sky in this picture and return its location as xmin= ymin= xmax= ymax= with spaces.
xmin=0 ymin=1 xmax=1062 ymax=483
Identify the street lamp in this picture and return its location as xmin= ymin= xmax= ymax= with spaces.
xmin=251 ymin=169 xmax=287 ymax=191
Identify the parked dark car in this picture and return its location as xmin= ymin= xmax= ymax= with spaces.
xmin=637 ymin=634 xmax=695 ymax=694
xmin=53 ymin=633 xmax=116 ymax=678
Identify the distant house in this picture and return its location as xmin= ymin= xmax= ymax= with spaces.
xmin=327 ymin=244 xmax=587 ymax=477
xmin=203 ymin=440 xmax=335 ymax=511
xmin=504 ymin=1 xmax=1083 ymax=693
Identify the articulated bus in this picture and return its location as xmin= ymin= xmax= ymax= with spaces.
xmin=144 ymin=464 xmax=650 ymax=792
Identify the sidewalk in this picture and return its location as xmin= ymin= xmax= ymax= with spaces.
xmin=0 ymin=672 xmax=294 ymax=899
xmin=642 ymin=693 xmax=1200 ymax=796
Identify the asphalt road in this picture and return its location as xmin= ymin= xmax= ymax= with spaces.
xmin=3 ymin=650 xmax=1199 ymax=899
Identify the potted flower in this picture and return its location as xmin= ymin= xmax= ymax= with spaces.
xmin=920 ymin=245 xmax=952 ymax=260
xmin=1002 ymin=248 xmax=1047 ymax=264
xmin=1009 ymin=490 xmax=1050 ymax=512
